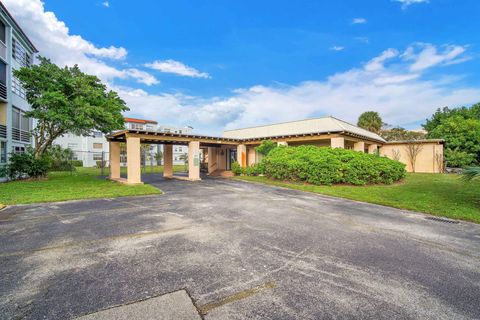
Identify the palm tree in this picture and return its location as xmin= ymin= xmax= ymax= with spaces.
xmin=357 ymin=111 xmax=383 ymax=134
xmin=461 ymin=167 xmax=480 ymax=181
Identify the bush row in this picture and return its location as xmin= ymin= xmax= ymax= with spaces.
xmin=245 ymin=145 xmax=406 ymax=185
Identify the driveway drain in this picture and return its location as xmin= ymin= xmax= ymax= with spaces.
xmin=425 ymin=216 xmax=459 ymax=224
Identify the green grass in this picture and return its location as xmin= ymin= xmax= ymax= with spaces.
xmin=0 ymin=167 xmax=164 ymax=205
xmin=235 ymin=174 xmax=480 ymax=223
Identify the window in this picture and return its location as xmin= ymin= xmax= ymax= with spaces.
xmin=67 ymin=143 xmax=78 ymax=151
xmin=92 ymin=131 xmax=103 ymax=138
xmin=12 ymin=107 xmax=30 ymax=143
xmin=0 ymin=20 xmax=5 ymax=44
xmin=93 ymin=143 xmax=103 ymax=149
xmin=131 ymin=123 xmax=144 ymax=130
xmin=0 ymin=141 xmax=6 ymax=163
xmin=179 ymin=130 xmax=182 ymax=134
xmin=14 ymin=146 xmax=25 ymax=154
xmin=12 ymin=39 xmax=31 ymax=67
xmin=12 ymin=76 xmax=26 ymax=99
xmin=93 ymin=153 xmax=103 ymax=161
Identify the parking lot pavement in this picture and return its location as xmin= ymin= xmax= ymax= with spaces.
xmin=1 ymin=174 xmax=479 ymax=319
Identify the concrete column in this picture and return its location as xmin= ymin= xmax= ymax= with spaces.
xmin=330 ymin=137 xmax=345 ymax=149
xmin=237 ymin=144 xmax=247 ymax=167
xmin=207 ymin=147 xmax=217 ymax=174
xmin=126 ymin=136 xmax=142 ymax=184
xmin=354 ymin=141 xmax=365 ymax=152
xmin=368 ymin=144 xmax=378 ymax=154
xmin=163 ymin=144 xmax=173 ymax=178
xmin=188 ymin=141 xmax=201 ymax=181
xmin=277 ymin=141 xmax=288 ymax=146
xmin=109 ymin=141 xmax=121 ymax=180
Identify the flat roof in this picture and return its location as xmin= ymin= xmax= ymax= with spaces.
xmin=223 ymin=116 xmax=386 ymax=143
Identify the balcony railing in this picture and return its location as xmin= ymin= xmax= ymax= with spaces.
xmin=0 ymin=82 xmax=6 ymax=100
xmin=0 ymin=41 xmax=6 ymax=61
xmin=12 ymin=128 xmax=30 ymax=143
xmin=0 ymin=124 xmax=6 ymax=139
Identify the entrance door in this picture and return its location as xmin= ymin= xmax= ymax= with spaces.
xmin=226 ymin=149 xmax=237 ymax=170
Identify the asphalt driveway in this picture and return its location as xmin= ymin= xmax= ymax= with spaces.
xmin=1 ymin=174 xmax=479 ymax=319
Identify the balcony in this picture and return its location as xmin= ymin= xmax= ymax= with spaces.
xmin=0 ymin=41 xmax=5 ymax=61
xmin=12 ymin=128 xmax=30 ymax=143
xmin=0 ymin=82 xmax=6 ymax=100
xmin=0 ymin=124 xmax=5 ymax=139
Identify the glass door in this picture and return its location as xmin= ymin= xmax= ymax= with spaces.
xmin=227 ymin=149 xmax=237 ymax=170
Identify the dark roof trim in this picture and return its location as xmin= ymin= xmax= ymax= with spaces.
xmin=0 ymin=2 xmax=38 ymax=52
xmin=107 ymin=129 xmax=386 ymax=144
xmin=384 ymin=139 xmax=445 ymax=145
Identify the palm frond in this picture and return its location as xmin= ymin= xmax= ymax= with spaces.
xmin=461 ymin=166 xmax=480 ymax=181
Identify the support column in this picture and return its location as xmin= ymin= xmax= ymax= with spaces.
xmin=188 ymin=141 xmax=201 ymax=181
xmin=207 ymin=147 xmax=217 ymax=174
xmin=354 ymin=141 xmax=365 ymax=152
xmin=237 ymin=144 xmax=247 ymax=167
xmin=109 ymin=141 xmax=120 ymax=180
xmin=330 ymin=137 xmax=345 ymax=149
xmin=163 ymin=144 xmax=173 ymax=178
xmin=126 ymin=136 xmax=142 ymax=184
xmin=368 ymin=144 xmax=378 ymax=154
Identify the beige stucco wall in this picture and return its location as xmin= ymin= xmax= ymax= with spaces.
xmin=380 ymin=142 xmax=444 ymax=173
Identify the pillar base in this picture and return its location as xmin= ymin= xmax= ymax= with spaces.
xmin=109 ymin=177 xmax=144 ymax=185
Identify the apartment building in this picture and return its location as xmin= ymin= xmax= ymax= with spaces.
xmin=0 ymin=2 xmax=37 ymax=167
xmin=54 ymin=117 xmax=194 ymax=166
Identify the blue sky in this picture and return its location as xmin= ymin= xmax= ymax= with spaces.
xmin=6 ymin=0 xmax=480 ymax=134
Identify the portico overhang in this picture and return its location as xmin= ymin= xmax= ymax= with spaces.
xmin=107 ymin=129 xmax=242 ymax=146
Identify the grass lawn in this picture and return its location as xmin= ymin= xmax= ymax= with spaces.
xmin=235 ymin=174 xmax=480 ymax=223
xmin=0 ymin=167 xmax=164 ymax=205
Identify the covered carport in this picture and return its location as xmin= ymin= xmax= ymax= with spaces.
xmin=106 ymin=130 xmax=244 ymax=184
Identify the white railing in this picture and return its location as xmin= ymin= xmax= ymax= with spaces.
xmin=0 ymin=41 xmax=6 ymax=61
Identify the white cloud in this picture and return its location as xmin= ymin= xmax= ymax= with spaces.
xmin=402 ymin=43 xmax=469 ymax=72
xmin=102 ymin=1 xmax=110 ymax=7
xmin=122 ymin=43 xmax=478 ymax=135
xmin=394 ymin=0 xmax=429 ymax=9
xmin=145 ymin=59 xmax=210 ymax=78
xmin=330 ymin=46 xmax=345 ymax=51
xmin=124 ymin=69 xmax=159 ymax=86
xmin=3 ymin=0 xmax=158 ymax=86
xmin=352 ymin=18 xmax=367 ymax=24
xmin=364 ymin=48 xmax=399 ymax=72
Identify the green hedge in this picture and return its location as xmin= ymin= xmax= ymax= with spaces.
xmin=262 ymin=146 xmax=406 ymax=185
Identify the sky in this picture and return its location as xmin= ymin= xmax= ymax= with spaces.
xmin=5 ymin=0 xmax=480 ymax=135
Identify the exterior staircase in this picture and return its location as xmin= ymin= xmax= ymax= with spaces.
xmin=208 ymin=170 xmax=235 ymax=178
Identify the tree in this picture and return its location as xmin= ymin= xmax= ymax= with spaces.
xmin=256 ymin=140 xmax=277 ymax=156
xmin=155 ymin=150 xmax=163 ymax=166
xmin=14 ymin=57 xmax=128 ymax=157
xmin=404 ymin=142 xmax=423 ymax=173
xmin=381 ymin=127 xmax=426 ymax=141
xmin=428 ymin=115 xmax=480 ymax=166
xmin=357 ymin=111 xmax=383 ymax=134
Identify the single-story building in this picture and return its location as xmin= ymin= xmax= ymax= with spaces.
xmin=107 ymin=116 xmax=444 ymax=184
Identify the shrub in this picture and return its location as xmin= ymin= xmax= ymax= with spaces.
xmin=5 ymin=149 xmax=50 ymax=181
xmin=262 ymin=146 xmax=406 ymax=185
xmin=256 ymin=140 xmax=277 ymax=156
xmin=71 ymin=160 xmax=83 ymax=167
xmin=231 ymin=161 xmax=243 ymax=175
xmin=445 ymin=149 xmax=476 ymax=168
xmin=47 ymin=145 xmax=76 ymax=171
xmin=243 ymin=162 xmax=265 ymax=176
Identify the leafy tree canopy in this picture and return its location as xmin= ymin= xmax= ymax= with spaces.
xmin=357 ymin=111 xmax=383 ymax=134
xmin=381 ymin=127 xmax=426 ymax=141
xmin=423 ymin=103 xmax=480 ymax=133
xmin=423 ymin=103 xmax=480 ymax=166
xmin=14 ymin=56 xmax=129 ymax=157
